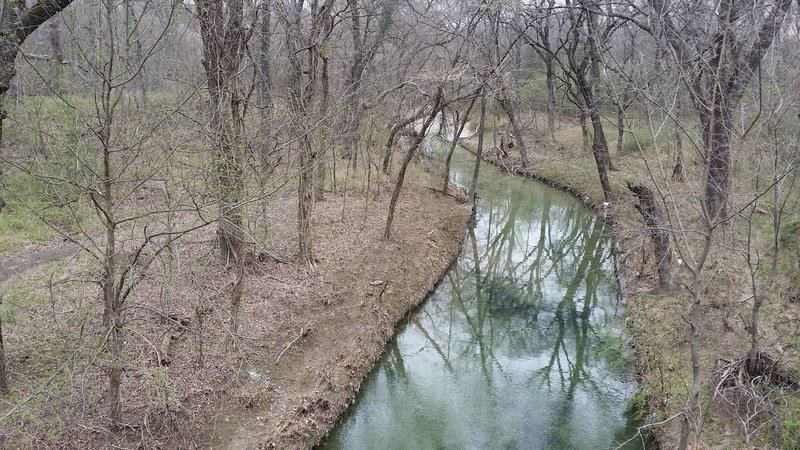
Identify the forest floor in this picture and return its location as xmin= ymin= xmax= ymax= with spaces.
xmin=0 ymin=155 xmax=470 ymax=448
xmin=474 ymin=116 xmax=800 ymax=449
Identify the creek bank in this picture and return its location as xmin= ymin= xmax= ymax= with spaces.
xmin=473 ymin=143 xmax=660 ymax=444
xmin=475 ymin=133 xmax=800 ymax=449
xmin=215 ymin=175 xmax=471 ymax=449
xmin=321 ymin=141 xmax=643 ymax=449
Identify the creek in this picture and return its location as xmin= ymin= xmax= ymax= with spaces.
xmin=320 ymin=143 xmax=645 ymax=449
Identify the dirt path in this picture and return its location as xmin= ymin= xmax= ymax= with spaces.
xmin=0 ymin=239 xmax=80 ymax=284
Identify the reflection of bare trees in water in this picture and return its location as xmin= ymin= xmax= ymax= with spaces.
xmin=403 ymin=181 xmax=622 ymax=395
xmin=329 ymin=169 xmax=638 ymax=449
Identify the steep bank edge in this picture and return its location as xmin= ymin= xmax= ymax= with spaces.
xmin=217 ymin=171 xmax=473 ymax=450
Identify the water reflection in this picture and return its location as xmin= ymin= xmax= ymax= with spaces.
xmin=321 ymin=147 xmax=642 ymax=449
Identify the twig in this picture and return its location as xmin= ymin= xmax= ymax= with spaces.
xmin=275 ymin=327 xmax=306 ymax=366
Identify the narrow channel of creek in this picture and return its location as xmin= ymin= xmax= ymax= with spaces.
xmin=320 ymin=143 xmax=645 ymax=449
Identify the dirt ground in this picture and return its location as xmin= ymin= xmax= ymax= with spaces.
xmin=0 ymin=167 xmax=470 ymax=449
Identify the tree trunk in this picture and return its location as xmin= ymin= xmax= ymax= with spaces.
xmin=443 ymin=98 xmax=477 ymax=195
xmin=544 ymin=55 xmax=556 ymax=138
xmin=108 ymin=321 xmax=123 ymax=431
xmin=672 ymin=118 xmax=684 ymax=182
xmin=498 ymin=96 xmax=528 ymax=166
xmin=651 ymin=0 xmax=793 ymax=224
xmin=385 ymin=93 xmax=442 ymax=239
xmin=229 ymin=253 xmax=246 ymax=335
xmin=701 ymin=107 xmax=732 ymax=222
xmin=48 ymin=20 xmax=64 ymax=92
xmin=314 ymin=6 xmax=333 ymax=202
xmin=469 ymin=91 xmax=486 ymax=201
xmin=615 ymin=100 xmax=625 ymax=157
xmin=678 ymin=301 xmax=701 ymax=450
xmin=256 ymin=0 xmax=277 ymax=190
xmin=298 ymin=133 xmax=315 ymax=264
xmin=342 ymin=0 xmax=397 ymax=163
xmin=627 ymin=182 xmax=681 ymax=294
xmin=343 ymin=0 xmax=364 ymax=163
xmin=577 ymin=100 xmax=590 ymax=150
xmin=257 ymin=3 xmax=273 ymax=119
xmin=578 ymin=75 xmax=614 ymax=204
xmin=198 ymin=0 xmax=246 ymax=265
xmin=279 ymin=0 xmax=317 ymax=266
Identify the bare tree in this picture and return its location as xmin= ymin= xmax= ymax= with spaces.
xmin=196 ymin=0 xmax=250 ymax=332
xmin=650 ymin=0 xmax=794 ymax=223
xmin=197 ymin=0 xmax=248 ymax=265
xmin=0 ymin=0 xmax=74 ymax=217
xmin=275 ymin=0 xmax=333 ymax=266
xmin=341 ymin=0 xmax=398 ymax=164
xmin=519 ymin=0 xmax=562 ymax=139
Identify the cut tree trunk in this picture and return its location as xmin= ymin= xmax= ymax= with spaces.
xmin=627 ymin=181 xmax=681 ymax=294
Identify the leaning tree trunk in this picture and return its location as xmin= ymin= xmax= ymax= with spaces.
xmin=578 ymin=74 xmax=615 ymax=204
xmin=382 ymin=108 xmax=429 ymax=174
xmin=588 ymin=109 xmax=614 ymax=205
xmin=442 ymin=97 xmax=477 ymax=195
xmin=385 ymin=93 xmax=443 ymax=239
xmin=627 ymin=182 xmax=681 ymax=294
xmin=498 ymin=97 xmax=528 ymax=166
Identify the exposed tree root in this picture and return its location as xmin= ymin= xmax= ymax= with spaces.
xmin=711 ymin=352 xmax=799 ymax=446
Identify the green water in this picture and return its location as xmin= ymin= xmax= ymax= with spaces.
xmin=320 ymin=146 xmax=646 ymax=449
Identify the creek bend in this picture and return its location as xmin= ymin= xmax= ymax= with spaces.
xmin=320 ymin=144 xmax=643 ymax=449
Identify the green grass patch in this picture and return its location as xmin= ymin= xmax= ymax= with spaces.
xmin=0 ymin=171 xmax=76 ymax=255
xmin=621 ymin=130 xmax=655 ymax=155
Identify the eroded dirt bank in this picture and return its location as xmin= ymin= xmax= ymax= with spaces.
xmin=211 ymin=183 xmax=470 ymax=449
